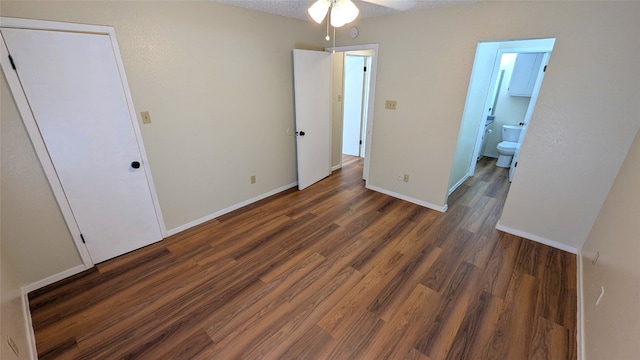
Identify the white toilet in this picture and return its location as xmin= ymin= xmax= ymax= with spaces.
xmin=496 ymin=125 xmax=522 ymax=168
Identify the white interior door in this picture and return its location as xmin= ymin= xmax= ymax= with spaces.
xmin=1 ymin=28 xmax=162 ymax=263
xmin=342 ymin=55 xmax=366 ymax=157
xmin=509 ymin=52 xmax=551 ymax=182
xmin=293 ymin=49 xmax=332 ymax=190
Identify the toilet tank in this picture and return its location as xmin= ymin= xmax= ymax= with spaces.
xmin=502 ymin=125 xmax=522 ymax=142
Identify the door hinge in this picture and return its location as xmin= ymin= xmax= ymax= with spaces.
xmin=8 ymin=55 xmax=16 ymax=70
xmin=543 ymin=65 xmax=547 ymax=72
xmin=80 ymin=234 xmax=86 ymax=244
xmin=514 ymin=162 xmax=518 ymax=168
xmin=359 ymin=140 xmax=362 ymax=145
xmin=363 ymin=66 xmax=367 ymax=72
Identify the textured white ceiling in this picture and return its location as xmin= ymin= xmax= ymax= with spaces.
xmin=213 ymin=0 xmax=475 ymax=22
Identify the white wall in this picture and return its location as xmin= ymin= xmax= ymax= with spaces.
xmin=0 ymin=1 xmax=321 ymax=287
xmin=448 ymin=42 xmax=497 ymax=192
xmin=335 ymin=1 xmax=640 ymax=250
xmin=580 ymin=128 xmax=640 ymax=359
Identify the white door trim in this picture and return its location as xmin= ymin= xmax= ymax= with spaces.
xmin=0 ymin=17 xmax=167 ymax=268
xmin=327 ymin=44 xmax=378 ymax=182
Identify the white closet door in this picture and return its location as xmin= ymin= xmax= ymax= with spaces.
xmin=2 ymin=28 xmax=162 ymax=263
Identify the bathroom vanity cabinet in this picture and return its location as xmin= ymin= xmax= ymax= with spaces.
xmin=508 ymin=53 xmax=544 ymax=97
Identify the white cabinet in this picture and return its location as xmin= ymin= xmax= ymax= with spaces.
xmin=508 ymin=53 xmax=544 ymax=97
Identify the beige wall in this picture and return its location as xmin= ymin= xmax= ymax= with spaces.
xmin=1 ymin=74 xmax=82 ymax=285
xmin=1 ymin=255 xmax=32 ymax=360
xmin=331 ymin=52 xmax=344 ymax=168
xmin=334 ymin=1 xmax=640 ymax=250
xmin=1 ymin=1 xmax=321 ymax=286
xmin=1 ymin=71 xmax=33 ymax=359
xmin=580 ymin=128 xmax=640 ymax=359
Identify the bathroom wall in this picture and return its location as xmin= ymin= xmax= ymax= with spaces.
xmin=483 ymin=53 xmax=532 ymax=158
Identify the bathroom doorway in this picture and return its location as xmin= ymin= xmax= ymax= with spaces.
xmin=446 ymin=38 xmax=555 ymax=206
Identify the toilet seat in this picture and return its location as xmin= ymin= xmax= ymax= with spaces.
xmin=497 ymin=141 xmax=518 ymax=153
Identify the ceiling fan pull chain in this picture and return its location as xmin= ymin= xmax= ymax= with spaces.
xmin=326 ymin=13 xmax=330 ymax=41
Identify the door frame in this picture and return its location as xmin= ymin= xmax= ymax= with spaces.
xmin=0 ymin=17 xmax=166 ymax=268
xmin=327 ymin=44 xmax=378 ymax=182
xmin=468 ymin=43 xmax=554 ymax=177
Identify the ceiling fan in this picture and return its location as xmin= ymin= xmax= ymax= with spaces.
xmin=308 ymin=0 xmax=417 ymax=28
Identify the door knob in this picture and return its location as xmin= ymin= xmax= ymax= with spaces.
xmin=131 ymin=161 xmax=141 ymax=169
xmin=296 ymin=131 xmax=306 ymax=136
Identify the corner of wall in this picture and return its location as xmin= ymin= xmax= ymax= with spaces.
xmin=1 ymin=256 xmax=37 ymax=360
xmin=576 ymin=251 xmax=585 ymax=360
xmin=20 ymin=289 xmax=37 ymax=360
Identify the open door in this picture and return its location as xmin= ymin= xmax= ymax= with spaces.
xmin=293 ymin=49 xmax=332 ymax=190
xmin=509 ymin=52 xmax=551 ymax=182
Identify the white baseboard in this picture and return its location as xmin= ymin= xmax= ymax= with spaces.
xmin=166 ymin=182 xmax=298 ymax=236
xmin=366 ymin=184 xmax=448 ymax=212
xmin=22 ymin=263 xmax=89 ymax=294
xmin=21 ymin=289 xmax=37 ymax=360
xmin=495 ymin=222 xmax=579 ymax=254
xmin=331 ymin=164 xmax=341 ymax=172
xmin=576 ymin=251 xmax=585 ymax=360
xmin=448 ymin=174 xmax=469 ymax=195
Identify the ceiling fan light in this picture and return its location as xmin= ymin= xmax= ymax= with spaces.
xmin=330 ymin=11 xmax=346 ymax=28
xmin=330 ymin=0 xmax=359 ymax=28
xmin=308 ymin=0 xmax=330 ymax=24
xmin=340 ymin=0 xmax=359 ymax=24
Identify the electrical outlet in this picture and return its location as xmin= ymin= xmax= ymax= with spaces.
xmin=140 ymin=111 xmax=152 ymax=124
xmin=385 ymin=100 xmax=397 ymax=110
xmin=403 ymin=174 xmax=409 ymax=182
xmin=397 ymin=173 xmax=403 ymax=181
xmin=7 ymin=336 xmax=19 ymax=356
xmin=250 ymin=175 xmax=256 ymax=184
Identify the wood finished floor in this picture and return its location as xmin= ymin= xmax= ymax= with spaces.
xmin=29 ymin=156 xmax=577 ymax=359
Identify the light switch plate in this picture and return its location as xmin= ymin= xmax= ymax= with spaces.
xmin=141 ymin=111 xmax=152 ymax=124
xmin=385 ymin=100 xmax=397 ymax=110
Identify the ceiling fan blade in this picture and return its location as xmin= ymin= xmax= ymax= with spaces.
xmin=360 ymin=0 xmax=417 ymax=11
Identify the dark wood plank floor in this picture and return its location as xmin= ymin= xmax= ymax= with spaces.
xmin=29 ymin=155 xmax=577 ymax=359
